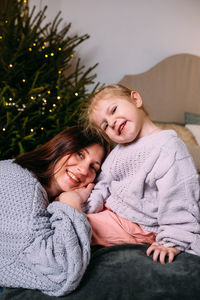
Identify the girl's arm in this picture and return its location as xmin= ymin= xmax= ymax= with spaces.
xmin=83 ymin=149 xmax=116 ymax=214
xmin=155 ymin=146 xmax=200 ymax=257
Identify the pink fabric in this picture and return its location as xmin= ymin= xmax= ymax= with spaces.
xmin=87 ymin=206 xmax=156 ymax=247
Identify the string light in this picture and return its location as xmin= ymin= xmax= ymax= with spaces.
xmin=50 ymin=53 xmax=54 ymax=56
xmin=49 ymin=109 xmax=52 ymax=112
xmin=0 ymin=36 xmax=3 ymax=40
xmin=33 ymin=43 xmax=36 ymax=46
xmin=57 ymin=96 xmax=61 ymax=100
xmin=9 ymin=64 xmax=13 ymax=68
xmin=58 ymin=48 xmax=62 ymax=51
xmin=22 ymin=79 xmax=26 ymax=83
xmin=53 ymin=104 xmax=56 ymax=107
xmin=29 ymin=48 xmax=32 ymax=52
xmin=2 ymin=128 xmax=6 ymax=131
xmin=47 ymin=90 xmax=51 ymax=94
xmin=41 ymin=127 xmax=44 ymax=130
xmin=5 ymin=20 xmax=8 ymax=24
xmin=45 ymin=54 xmax=48 ymax=58
xmin=30 ymin=128 xmax=34 ymax=132
xmin=75 ymin=92 xmax=78 ymax=96
xmin=71 ymin=54 xmax=75 ymax=58
xmin=58 ymin=70 xmax=61 ymax=74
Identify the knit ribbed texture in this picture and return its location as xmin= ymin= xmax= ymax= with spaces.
xmin=85 ymin=130 xmax=200 ymax=255
xmin=0 ymin=160 xmax=92 ymax=296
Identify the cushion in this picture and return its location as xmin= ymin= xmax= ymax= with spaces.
xmin=185 ymin=124 xmax=200 ymax=145
xmin=154 ymin=122 xmax=200 ymax=172
xmin=187 ymin=145 xmax=200 ymax=172
xmin=154 ymin=122 xmax=198 ymax=147
xmin=185 ymin=112 xmax=200 ymax=125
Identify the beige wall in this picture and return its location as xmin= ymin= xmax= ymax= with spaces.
xmin=30 ymin=0 xmax=200 ymax=87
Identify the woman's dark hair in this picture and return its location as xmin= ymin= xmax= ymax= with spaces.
xmin=14 ymin=126 xmax=111 ymax=187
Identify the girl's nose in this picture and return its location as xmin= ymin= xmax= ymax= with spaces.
xmin=108 ymin=118 xmax=116 ymax=129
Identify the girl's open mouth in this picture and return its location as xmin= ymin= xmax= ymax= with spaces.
xmin=118 ymin=121 xmax=127 ymax=135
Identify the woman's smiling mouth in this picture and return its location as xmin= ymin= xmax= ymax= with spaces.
xmin=66 ymin=171 xmax=80 ymax=183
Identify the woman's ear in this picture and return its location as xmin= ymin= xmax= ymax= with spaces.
xmin=130 ymin=91 xmax=143 ymax=108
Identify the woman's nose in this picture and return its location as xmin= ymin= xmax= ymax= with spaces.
xmin=77 ymin=162 xmax=89 ymax=176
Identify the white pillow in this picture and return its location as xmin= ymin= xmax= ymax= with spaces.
xmin=185 ymin=124 xmax=200 ymax=145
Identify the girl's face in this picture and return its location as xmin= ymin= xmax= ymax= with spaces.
xmin=91 ymin=92 xmax=145 ymax=144
xmin=48 ymin=143 xmax=105 ymax=197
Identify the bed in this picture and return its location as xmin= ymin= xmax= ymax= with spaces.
xmin=1 ymin=53 xmax=200 ymax=300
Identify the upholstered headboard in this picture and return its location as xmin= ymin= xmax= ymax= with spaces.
xmin=119 ymin=54 xmax=200 ymax=124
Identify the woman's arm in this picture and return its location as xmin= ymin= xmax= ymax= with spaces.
xmin=22 ymin=184 xmax=92 ymax=297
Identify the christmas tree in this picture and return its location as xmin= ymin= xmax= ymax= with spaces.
xmin=0 ymin=0 xmax=99 ymax=159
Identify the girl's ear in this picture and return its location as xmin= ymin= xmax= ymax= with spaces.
xmin=130 ymin=91 xmax=143 ymax=108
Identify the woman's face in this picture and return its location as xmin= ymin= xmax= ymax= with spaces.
xmin=48 ymin=143 xmax=105 ymax=197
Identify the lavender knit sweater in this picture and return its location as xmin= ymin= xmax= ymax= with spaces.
xmin=85 ymin=130 xmax=200 ymax=255
xmin=0 ymin=160 xmax=92 ymax=296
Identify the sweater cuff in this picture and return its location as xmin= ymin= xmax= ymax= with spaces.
xmin=48 ymin=201 xmax=88 ymax=222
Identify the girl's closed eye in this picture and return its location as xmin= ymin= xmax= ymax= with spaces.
xmin=103 ymin=122 xmax=108 ymax=131
xmin=112 ymin=106 xmax=117 ymax=114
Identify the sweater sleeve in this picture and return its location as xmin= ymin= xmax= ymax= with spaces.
xmin=155 ymin=142 xmax=200 ymax=255
xmin=23 ymin=184 xmax=92 ymax=297
xmin=83 ymin=148 xmax=116 ymax=213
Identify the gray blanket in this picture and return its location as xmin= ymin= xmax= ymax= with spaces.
xmin=1 ymin=244 xmax=200 ymax=300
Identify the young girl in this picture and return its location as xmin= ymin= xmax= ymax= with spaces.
xmin=83 ymin=84 xmax=200 ymax=264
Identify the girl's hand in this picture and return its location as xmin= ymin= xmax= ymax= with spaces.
xmin=55 ymin=183 xmax=94 ymax=212
xmin=146 ymin=242 xmax=180 ymax=264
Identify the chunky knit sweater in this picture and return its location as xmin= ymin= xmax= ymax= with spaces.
xmin=85 ymin=130 xmax=200 ymax=255
xmin=0 ymin=160 xmax=92 ymax=296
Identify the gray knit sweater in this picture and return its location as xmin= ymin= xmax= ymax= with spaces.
xmin=0 ymin=160 xmax=92 ymax=296
xmin=85 ymin=130 xmax=200 ymax=255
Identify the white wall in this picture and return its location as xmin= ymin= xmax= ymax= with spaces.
xmin=30 ymin=0 xmax=200 ymax=86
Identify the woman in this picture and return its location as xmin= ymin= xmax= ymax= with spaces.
xmin=0 ymin=126 xmax=110 ymax=297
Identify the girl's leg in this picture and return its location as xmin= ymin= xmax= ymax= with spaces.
xmin=87 ymin=208 xmax=156 ymax=247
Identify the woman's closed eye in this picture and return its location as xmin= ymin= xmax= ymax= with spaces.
xmin=90 ymin=164 xmax=98 ymax=173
